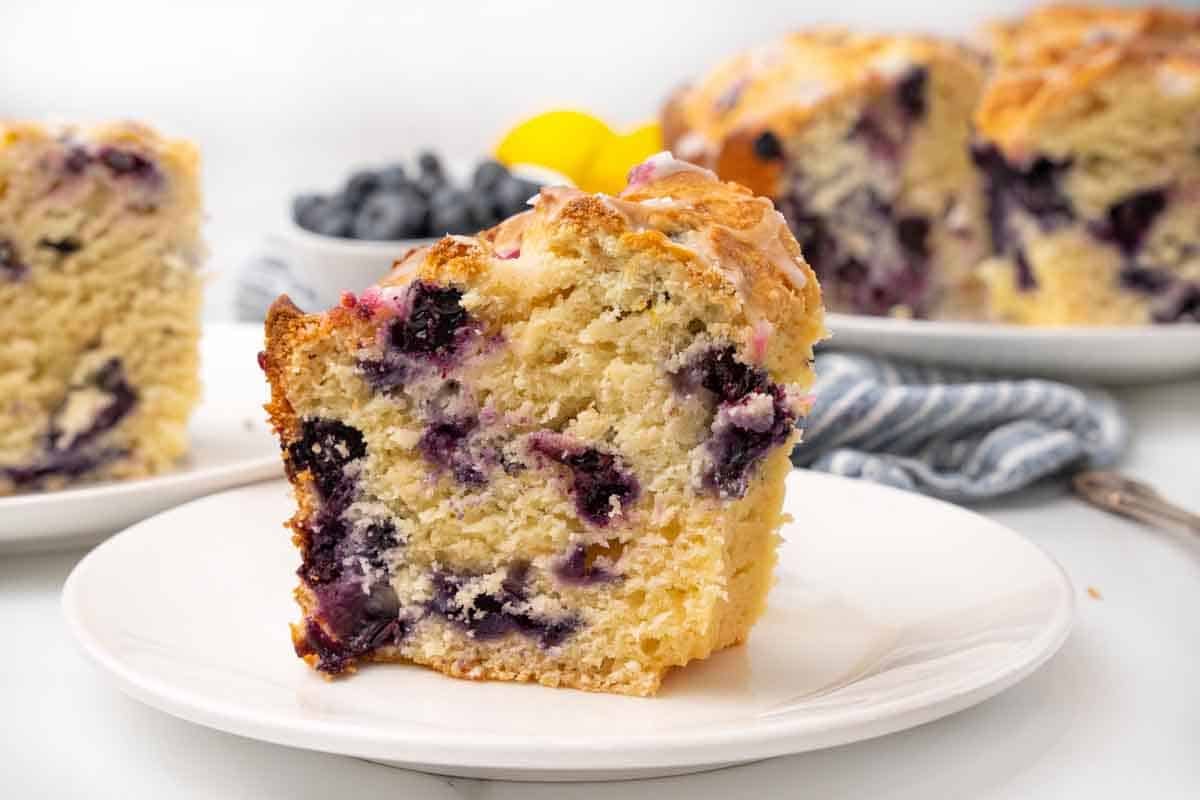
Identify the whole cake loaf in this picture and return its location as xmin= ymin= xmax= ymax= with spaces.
xmin=0 ymin=121 xmax=204 ymax=494
xmin=262 ymin=154 xmax=826 ymax=695
xmin=971 ymin=37 xmax=1200 ymax=325
xmin=662 ymin=31 xmax=987 ymax=319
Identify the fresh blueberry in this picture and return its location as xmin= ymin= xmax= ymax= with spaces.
xmin=342 ymin=170 xmax=381 ymax=211
xmin=429 ymin=188 xmax=477 ymax=235
xmin=468 ymin=193 xmax=500 ymax=230
xmin=418 ymin=151 xmax=445 ymax=179
xmin=292 ymin=193 xmax=325 ymax=227
xmin=377 ymin=164 xmax=409 ymax=191
xmin=493 ymin=175 xmax=540 ymax=218
xmin=353 ymin=189 xmax=429 ymax=240
xmin=309 ymin=203 xmax=356 ymax=238
xmin=472 ymin=159 xmax=508 ymax=191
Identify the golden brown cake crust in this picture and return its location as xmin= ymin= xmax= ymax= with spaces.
xmin=986 ymin=4 xmax=1200 ymax=69
xmin=660 ymin=30 xmax=984 ymax=195
xmin=975 ymin=41 xmax=1200 ymax=156
xmin=374 ymin=159 xmax=824 ymax=378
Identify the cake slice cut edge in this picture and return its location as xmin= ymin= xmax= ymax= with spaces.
xmin=262 ymin=153 xmax=826 ymax=696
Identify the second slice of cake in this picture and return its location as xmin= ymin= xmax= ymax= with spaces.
xmin=262 ymin=154 xmax=825 ymax=696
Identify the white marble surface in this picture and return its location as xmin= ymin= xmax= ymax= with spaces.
xmin=4 ymin=379 xmax=1199 ymax=798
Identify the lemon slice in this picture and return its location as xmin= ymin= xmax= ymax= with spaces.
xmin=495 ymin=111 xmax=614 ymax=186
xmin=579 ymin=121 xmax=663 ymax=195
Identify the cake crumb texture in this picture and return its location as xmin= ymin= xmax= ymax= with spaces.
xmin=0 ymin=121 xmax=204 ymax=494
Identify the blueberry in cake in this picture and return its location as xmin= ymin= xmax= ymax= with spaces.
xmin=972 ymin=31 xmax=1200 ymax=325
xmin=662 ymin=31 xmax=987 ymax=319
xmin=262 ymin=153 xmax=825 ymax=695
xmin=0 ymin=121 xmax=204 ymax=495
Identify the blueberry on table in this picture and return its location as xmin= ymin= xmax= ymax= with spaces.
xmin=342 ymin=170 xmax=381 ymax=210
xmin=472 ymin=159 xmax=508 ymax=191
xmin=353 ymin=190 xmax=429 ymax=240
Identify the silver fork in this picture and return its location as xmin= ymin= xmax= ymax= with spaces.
xmin=1072 ymin=470 xmax=1200 ymax=536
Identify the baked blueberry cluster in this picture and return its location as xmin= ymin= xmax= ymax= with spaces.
xmin=292 ymin=153 xmax=542 ymax=240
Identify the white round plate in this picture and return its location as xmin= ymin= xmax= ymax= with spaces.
xmin=826 ymin=313 xmax=1200 ymax=384
xmin=62 ymin=471 xmax=1073 ymax=781
xmin=0 ymin=323 xmax=281 ymax=552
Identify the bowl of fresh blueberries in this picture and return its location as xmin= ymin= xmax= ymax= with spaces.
xmin=265 ymin=152 xmax=557 ymax=310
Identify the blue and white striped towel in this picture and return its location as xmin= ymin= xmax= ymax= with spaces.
xmin=792 ymin=353 xmax=1127 ymax=501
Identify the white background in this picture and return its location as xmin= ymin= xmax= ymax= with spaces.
xmin=0 ymin=0 xmax=1100 ymax=317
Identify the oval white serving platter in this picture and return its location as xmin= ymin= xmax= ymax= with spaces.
xmin=62 ymin=471 xmax=1073 ymax=781
xmin=825 ymin=312 xmax=1200 ymax=384
xmin=0 ymin=323 xmax=281 ymax=552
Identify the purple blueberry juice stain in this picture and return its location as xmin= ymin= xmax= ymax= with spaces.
xmin=972 ymin=143 xmax=1074 ymax=252
xmin=357 ymin=281 xmax=478 ymax=393
xmin=672 ymin=344 xmax=799 ymax=498
xmin=673 ymin=344 xmax=768 ymax=402
xmin=287 ymin=417 xmax=411 ymax=673
xmin=97 ymin=146 xmax=160 ymax=183
xmin=528 ymin=433 xmax=640 ymax=526
xmin=418 ymin=416 xmax=489 ymax=487
xmin=895 ymin=67 xmax=928 ymax=122
xmin=1014 ymin=249 xmax=1037 ymax=291
xmin=0 ymin=238 xmax=26 ymax=280
xmin=287 ymin=417 xmax=366 ymax=499
xmin=428 ymin=566 xmax=580 ymax=647
xmin=705 ymin=385 xmax=796 ymax=498
xmin=38 ymin=237 xmax=82 ymax=255
xmin=1093 ymin=188 xmax=1167 ymax=256
xmin=1119 ymin=265 xmax=1172 ymax=294
xmin=554 ymin=543 xmax=619 ymax=585
xmin=3 ymin=359 xmax=138 ymax=487
xmin=776 ymin=186 xmax=930 ymax=315
xmin=1152 ymin=282 xmax=1200 ymax=324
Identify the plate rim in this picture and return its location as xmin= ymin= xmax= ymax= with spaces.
xmin=825 ymin=311 xmax=1200 ymax=340
xmin=0 ymin=321 xmax=281 ymax=545
xmin=61 ymin=473 xmax=1075 ymax=775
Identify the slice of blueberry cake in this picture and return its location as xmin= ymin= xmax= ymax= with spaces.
xmin=0 ymin=121 xmax=204 ymax=494
xmin=971 ymin=40 xmax=1200 ymax=325
xmin=662 ymin=30 xmax=987 ymax=319
xmin=262 ymin=154 xmax=825 ymax=696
